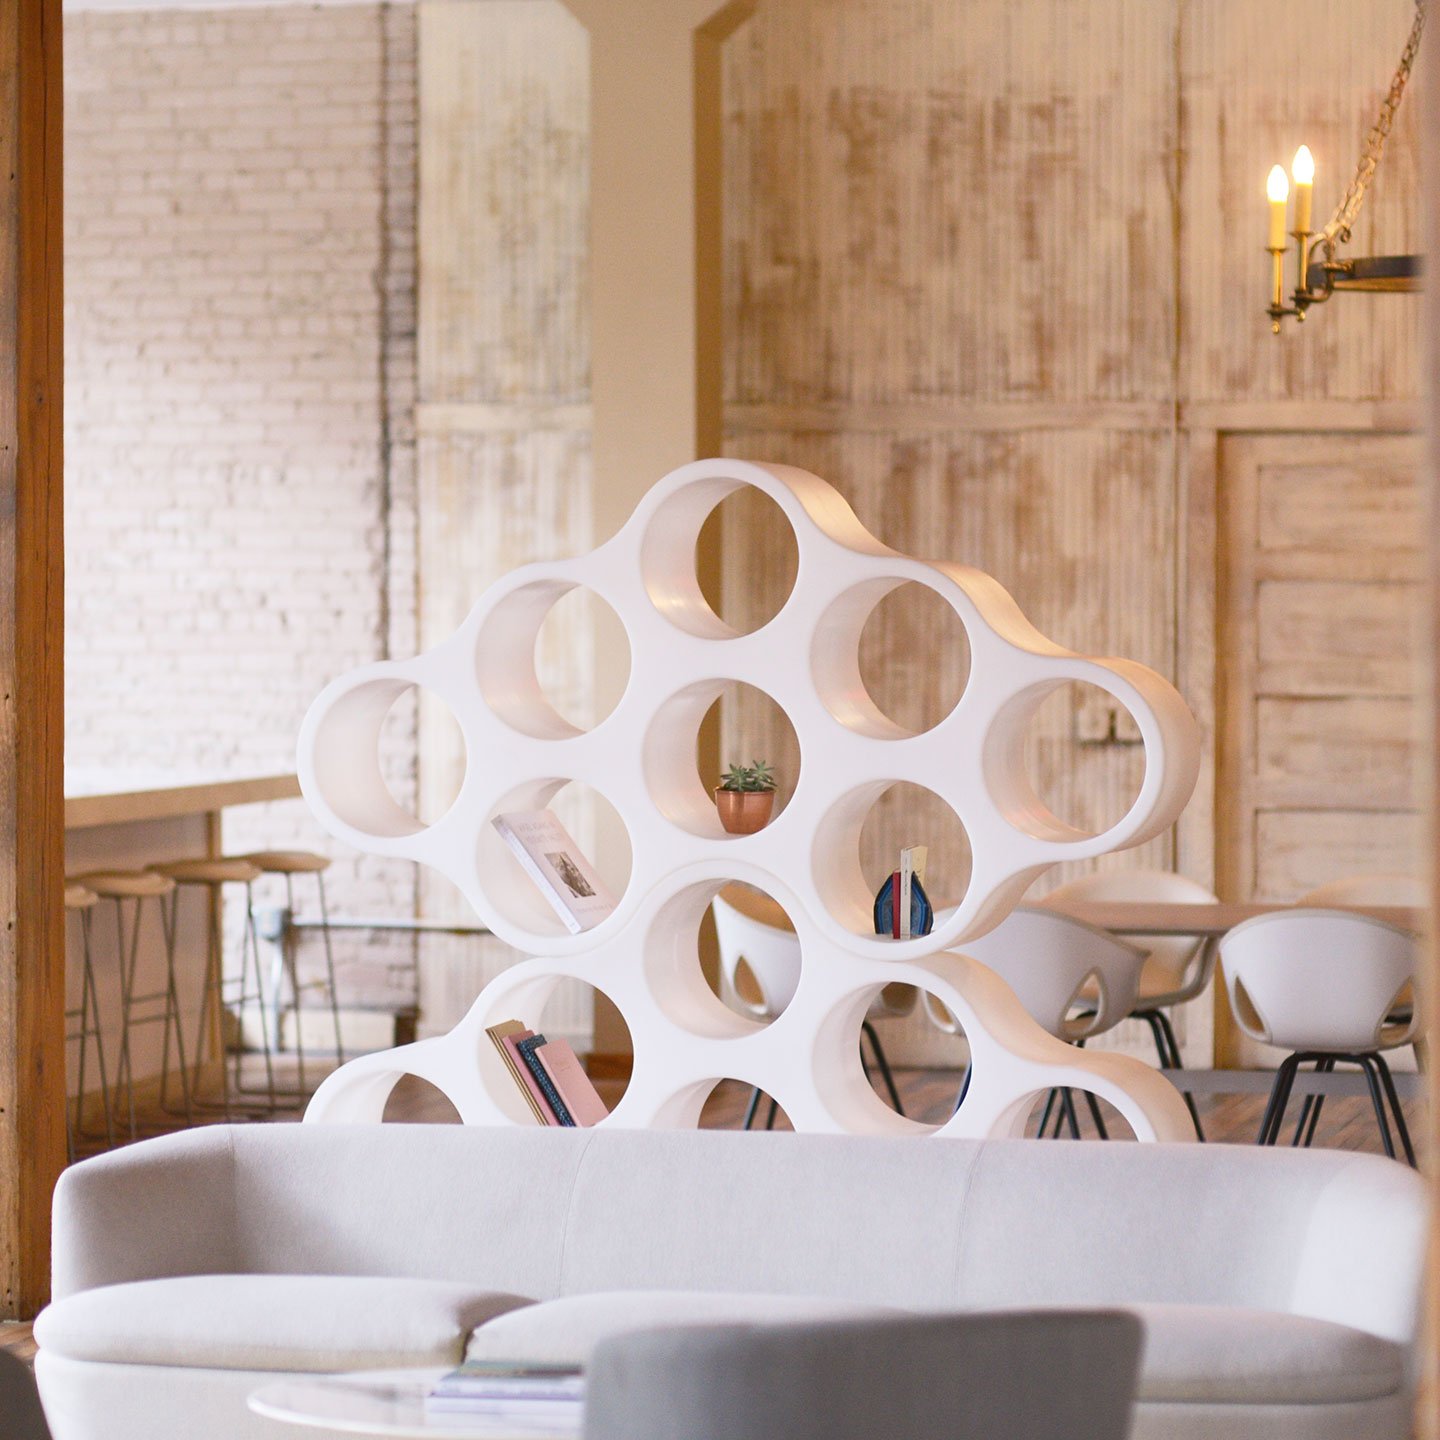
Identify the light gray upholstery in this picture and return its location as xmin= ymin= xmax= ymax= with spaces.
xmin=466 ymin=1292 xmax=905 ymax=1364
xmin=33 ymin=1275 xmax=531 ymax=1371
xmin=37 ymin=1125 xmax=1427 ymax=1440
xmin=582 ymin=1312 xmax=1144 ymax=1440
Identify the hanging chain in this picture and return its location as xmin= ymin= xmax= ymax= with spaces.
xmin=1321 ymin=0 xmax=1426 ymax=247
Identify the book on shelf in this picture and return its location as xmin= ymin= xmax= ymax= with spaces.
xmin=491 ymin=809 xmax=616 ymax=934
xmin=485 ymin=1021 xmax=610 ymax=1128
xmin=478 ymin=1019 xmax=543 ymax=1128
xmin=518 ymin=1035 xmax=575 ymax=1126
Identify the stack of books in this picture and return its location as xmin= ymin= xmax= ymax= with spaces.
xmin=424 ymin=1361 xmax=583 ymax=1430
xmin=486 ymin=1020 xmax=609 ymax=1127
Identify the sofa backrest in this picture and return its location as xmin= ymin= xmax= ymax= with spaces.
xmin=54 ymin=1125 xmax=1426 ymax=1347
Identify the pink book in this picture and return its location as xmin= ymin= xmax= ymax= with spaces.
xmin=502 ymin=1034 xmax=562 ymax=1125
xmin=535 ymin=1038 xmax=610 ymax=1127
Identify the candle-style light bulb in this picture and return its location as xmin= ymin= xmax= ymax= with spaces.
xmin=1291 ymin=145 xmax=1314 ymax=235
xmin=1267 ymin=164 xmax=1289 ymax=250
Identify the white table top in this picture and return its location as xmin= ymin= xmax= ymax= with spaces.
xmin=63 ymin=770 xmax=301 ymax=829
xmin=1052 ymin=898 xmax=1423 ymax=938
xmin=248 ymin=1371 xmax=581 ymax=1440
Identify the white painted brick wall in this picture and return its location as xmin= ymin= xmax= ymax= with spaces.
xmin=65 ymin=3 xmax=421 ymax=1013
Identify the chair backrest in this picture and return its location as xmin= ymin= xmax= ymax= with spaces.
xmin=1298 ymin=873 xmax=1423 ymax=908
xmin=932 ymin=905 xmax=1145 ymax=1040
xmin=1042 ymin=868 xmax=1218 ymax=1001
xmin=0 ymin=1351 xmax=52 ymax=1440
xmin=711 ymin=888 xmax=802 ymax=1019
xmin=1219 ymin=908 xmax=1419 ymax=1052
xmin=583 ymin=1312 xmax=1142 ymax=1440
xmin=711 ymin=887 xmax=918 ymax=1023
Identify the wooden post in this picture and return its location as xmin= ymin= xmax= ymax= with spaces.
xmin=1423 ymin=37 xmax=1440 ymax=1440
xmin=0 ymin=0 xmax=65 ymax=1319
xmin=559 ymin=0 xmax=753 ymax=1057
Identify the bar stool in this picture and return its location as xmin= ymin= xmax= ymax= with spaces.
xmin=149 ymin=857 xmax=276 ymax=1117
xmin=234 ymin=850 xmax=344 ymax=1090
xmin=72 ymin=870 xmax=192 ymax=1140
xmin=63 ymin=882 xmax=113 ymax=1158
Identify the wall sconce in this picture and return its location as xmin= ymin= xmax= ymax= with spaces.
xmin=1266 ymin=0 xmax=1425 ymax=331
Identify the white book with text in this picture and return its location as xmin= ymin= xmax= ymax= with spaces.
xmin=491 ymin=809 xmax=617 ymax=933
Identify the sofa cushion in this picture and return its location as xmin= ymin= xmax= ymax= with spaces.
xmin=35 ymin=1275 xmax=534 ymax=1372
xmin=1131 ymin=1304 xmax=1406 ymax=1406
xmin=466 ymin=1291 xmax=909 ymax=1365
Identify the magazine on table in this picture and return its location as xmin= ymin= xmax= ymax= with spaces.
xmin=425 ymin=1360 xmax=584 ymax=1422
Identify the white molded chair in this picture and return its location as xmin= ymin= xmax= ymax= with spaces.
xmin=1041 ymin=869 xmax=1217 ymax=1138
xmin=1219 ymin=908 xmax=1419 ymax=1164
xmin=712 ymin=885 xmax=915 ymax=1126
xmin=928 ymin=905 xmax=1146 ymax=1138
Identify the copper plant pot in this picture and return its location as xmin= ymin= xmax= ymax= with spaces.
xmin=715 ymin=788 xmax=775 ymax=835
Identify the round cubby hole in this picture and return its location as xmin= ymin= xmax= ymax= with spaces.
xmin=813 ymin=579 xmax=971 ymax=739
xmin=1023 ymin=1087 xmax=1135 ymax=1141
xmin=813 ymin=781 xmax=973 ymax=941
xmin=311 ymin=678 xmax=466 ymax=839
xmin=477 ymin=780 xmax=633 ymax=941
xmin=699 ymin=1080 xmax=794 ymax=1131
xmin=644 ymin=681 xmax=800 ymax=840
xmin=646 ymin=879 xmax=805 ymax=1039
xmin=642 ymin=479 xmax=799 ymax=639
xmin=990 ymin=679 xmax=1146 ymax=842
xmin=476 ymin=580 xmax=631 ymax=739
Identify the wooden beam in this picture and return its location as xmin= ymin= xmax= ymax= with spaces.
xmin=0 ymin=0 xmax=65 ymax=1320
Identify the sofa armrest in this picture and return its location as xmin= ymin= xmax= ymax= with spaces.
xmin=1290 ymin=1154 xmax=1428 ymax=1348
xmin=51 ymin=1129 xmax=239 ymax=1300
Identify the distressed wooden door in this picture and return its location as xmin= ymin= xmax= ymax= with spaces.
xmin=1216 ymin=430 xmax=1424 ymax=1064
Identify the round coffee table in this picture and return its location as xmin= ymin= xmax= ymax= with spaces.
xmin=248 ymin=1369 xmax=582 ymax=1439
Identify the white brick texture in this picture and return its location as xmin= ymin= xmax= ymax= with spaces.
xmin=65 ymin=4 xmax=421 ymax=1012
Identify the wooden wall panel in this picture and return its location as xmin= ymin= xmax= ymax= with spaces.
xmin=1182 ymin=0 xmax=1421 ymax=403
xmin=416 ymin=2 xmax=593 ymax=1040
xmin=722 ymin=0 xmax=1178 ymax=407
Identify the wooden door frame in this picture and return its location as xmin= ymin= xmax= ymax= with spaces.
xmin=0 ymin=0 xmax=65 ymax=1320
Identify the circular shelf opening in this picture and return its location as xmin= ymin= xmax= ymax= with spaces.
xmin=814 ymin=780 xmax=973 ymax=940
xmin=478 ymin=780 xmax=633 ymax=941
xmin=812 ymin=983 xmax=937 ymax=1135
xmin=988 ymin=679 xmax=1145 ymax=842
xmin=382 ymin=1075 xmax=463 ymax=1124
xmin=310 ymin=677 xmax=467 ymax=840
xmin=528 ymin=981 xmax=630 ymax=1119
xmin=699 ymin=1080 xmax=793 ymax=1130
xmin=813 ymin=578 xmax=971 ymax=739
xmin=644 ymin=680 xmax=800 ymax=839
xmin=644 ymin=879 xmax=801 ymax=1037
xmin=1024 ymin=1087 xmax=1136 ymax=1140
xmin=477 ymin=580 xmax=631 ymax=739
xmin=642 ymin=476 xmax=798 ymax=639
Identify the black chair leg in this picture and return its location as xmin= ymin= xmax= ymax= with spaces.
xmin=1257 ymin=1054 xmax=1300 ymax=1145
xmin=1372 ymin=1053 xmax=1416 ymax=1167
xmin=1358 ymin=1056 xmax=1396 ymax=1160
xmin=1059 ymin=1089 xmax=1081 ymax=1139
xmin=1082 ymin=1089 xmax=1109 ymax=1140
xmin=741 ymin=1086 xmax=762 ymax=1131
xmin=1037 ymin=1088 xmax=1059 ymax=1137
xmin=763 ymin=1095 xmax=779 ymax=1131
xmin=861 ymin=1020 xmax=905 ymax=1117
xmin=1139 ymin=1008 xmax=1205 ymax=1141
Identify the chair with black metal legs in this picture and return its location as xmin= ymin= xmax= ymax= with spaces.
xmin=234 ymin=850 xmax=345 ymax=1094
xmin=927 ymin=905 xmax=1146 ymax=1138
xmin=1219 ymin=908 xmax=1419 ymax=1165
xmin=63 ymin=881 xmax=113 ymax=1158
xmin=148 ymin=857 xmax=277 ymax=1116
xmin=73 ymin=870 xmax=191 ymax=1141
xmin=712 ymin=884 xmax=911 ymax=1127
xmin=1042 ymin=869 xmax=1219 ymax=1139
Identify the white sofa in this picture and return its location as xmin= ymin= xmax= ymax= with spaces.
xmin=35 ymin=1125 xmax=1425 ymax=1440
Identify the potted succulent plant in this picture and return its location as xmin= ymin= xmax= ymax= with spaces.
xmin=715 ymin=760 xmax=777 ymax=835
